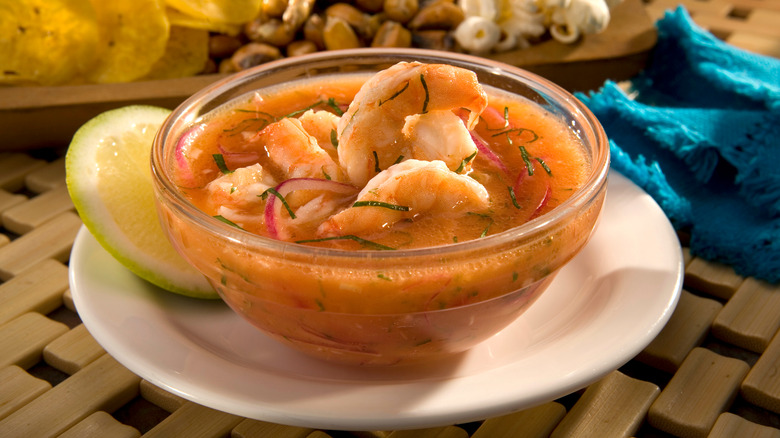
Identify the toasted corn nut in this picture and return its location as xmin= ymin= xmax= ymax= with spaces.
xmin=303 ymin=13 xmax=326 ymax=50
xmin=202 ymin=58 xmax=218 ymax=75
xmin=325 ymin=3 xmax=372 ymax=38
xmin=371 ymin=20 xmax=412 ymax=47
xmin=366 ymin=12 xmax=386 ymax=39
xmin=287 ymin=40 xmax=319 ymax=56
xmin=408 ymin=1 xmax=464 ymax=30
xmin=230 ymin=42 xmax=283 ymax=71
xmin=245 ymin=18 xmax=296 ymax=46
xmin=411 ymin=29 xmax=454 ymax=51
xmin=219 ymin=58 xmax=238 ymax=74
xmin=383 ymin=0 xmax=419 ymax=24
xmin=356 ymin=0 xmax=385 ymax=12
xmin=262 ymin=0 xmax=288 ymax=18
xmin=208 ymin=34 xmax=243 ymax=59
xmin=283 ymin=0 xmax=316 ymax=31
xmin=323 ymin=16 xmax=363 ymax=50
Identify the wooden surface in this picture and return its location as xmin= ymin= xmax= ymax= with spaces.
xmin=2 ymin=1 xmax=780 ymax=436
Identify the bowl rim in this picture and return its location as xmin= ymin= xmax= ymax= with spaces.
xmin=151 ymin=47 xmax=610 ymax=260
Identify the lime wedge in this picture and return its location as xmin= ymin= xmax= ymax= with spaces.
xmin=66 ymin=105 xmax=218 ymax=299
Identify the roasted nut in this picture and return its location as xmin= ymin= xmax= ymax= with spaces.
xmin=383 ymin=0 xmax=419 ymax=24
xmin=202 ymin=58 xmax=218 ymax=75
xmin=366 ymin=12 xmax=387 ymax=37
xmin=283 ymin=0 xmax=316 ymax=31
xmin=325 ymin=3 xmax=372 ymax=38
xmin=356 ymin=0 xmax=385 ymax=13
xmin=371 ymin=20 xmax=412 ymax=47
xmin=287 ymin=40 xmax=319 ymax=57
xmin=408 ymin=1 xmax=464 ymax=31
xmin=209 ymin=34 xmax=243 ymax=59
xmin=411 ymin=29 xmax=454 ymax=51
xmin=230 ymin=42 xmax=283 ymax=71
xmin=261 ymin=0 xmax=288 ymax=18
xmin=303 ymin=13 xmax=326 ymax=50
xmin=323 ymin=16 xmax=363 ymax=50
xmin=244 ymin=18 xmax=296 ymax=47
xmin=219 ymin=58 xmax=238 ymax=74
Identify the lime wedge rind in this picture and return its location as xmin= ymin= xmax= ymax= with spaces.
xmin=66 ymin=105 xmax=218 ymax=299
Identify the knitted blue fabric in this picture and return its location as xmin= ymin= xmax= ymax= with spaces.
xmin=577 ymin=7 xmax=780 ymax=283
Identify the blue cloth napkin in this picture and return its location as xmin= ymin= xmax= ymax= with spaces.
xmin=577 ymin=7 xmax=780 ymax=283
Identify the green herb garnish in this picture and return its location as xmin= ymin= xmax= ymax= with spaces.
xmin=379 ymin=81 xmax=409 ymax=106
xmin=353 ymin=200 xmax=410 ymax=211
xmin=330 ymin=128 xmax=339 ymax=149
xmin=519 ymin=146 xmax=534 ymax=176
xmin=455 ymin=151 xmax=477 ymax=173
xmin=282 ymin=100 xmax=325 ymax=119
xmin=295 ymin=235 xmax=396 ymax=250
xmin=260 ymin=187 xmax=297 ymax=219
xmin=393 ymin=154 xmax=405 ymax=165
xmin=508 ymin=186 xmax=522 ymax=209
xmin=372 ymin=150 xmax=381 ymax=173
xmin=326 ymin=97 xmax=344 ymax=116
xmin=234 ymin=109 xmax=276 ymax=119
xmin=212 ymin=154 xmax=232 ymax=174
xmin=214 ymin=215 xmax=243 ymax=229
xmin=420 ymin=74 xmax=429 ymax=114
xmin=467 ymin=212 xmax=494 ymax=238
xmin=536 ymin=157 xmax=552 ymax=176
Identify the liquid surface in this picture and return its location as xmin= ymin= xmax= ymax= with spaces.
xmin=172 ymin=63 xmax=590 ymax=250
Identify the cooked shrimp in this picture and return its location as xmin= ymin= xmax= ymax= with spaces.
xmin=402 ymin=110 xmax=478 ymax=172
xmin=203 ymin=163 xmax=277 ymax=228
xmin=317 ymin=159 xmax=491 ymax=237
xmin=298 ymin=109 xmax=340 ymax=161
xmin=252 ymin=117 xmax=346 ymax=182
xmin=337 ymin=62 xmax=488 ymax=186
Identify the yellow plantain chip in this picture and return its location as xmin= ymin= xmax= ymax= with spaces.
xmin=87 ymin=0 xmax=170 ymax=84
xmin=166 ymin=6 xmax=242 ymax=36
xmin=165 ymin=0 xmax=261 ymax=25
xmin=143 ymin=26 xmax=209 ymax=80
xmin=0 ymin=0 xmax=99 ymax=85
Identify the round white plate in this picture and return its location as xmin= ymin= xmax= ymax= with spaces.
xmin=70 ymin=171 xmax=683 ymax=431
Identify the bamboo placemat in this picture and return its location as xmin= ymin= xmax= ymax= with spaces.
xmin=2 ymin=2 xmax=780 ymax=436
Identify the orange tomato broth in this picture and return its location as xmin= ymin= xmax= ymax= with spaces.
xmin=173 ymin=73 xmax=590 ymax=250
xmin=158 ymin=67 xmax=604 ymax=364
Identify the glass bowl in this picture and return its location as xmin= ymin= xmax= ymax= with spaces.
xmin=151 ymin=48 xmax=609 ymax=366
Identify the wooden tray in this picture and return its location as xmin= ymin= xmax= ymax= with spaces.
xmin=0 ymin=0 xmax=655 ymax=152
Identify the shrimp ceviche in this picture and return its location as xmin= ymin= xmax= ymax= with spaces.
xmin=173 ymin=62 xmax=590 ymax=250
xmin=158 ymin=60 xmax=605 ymax=365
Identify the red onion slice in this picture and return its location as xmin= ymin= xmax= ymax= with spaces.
xmin=470 ymin=131 xmax=510 ymax=177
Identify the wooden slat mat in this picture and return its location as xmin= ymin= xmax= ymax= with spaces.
xmin=2 ymin=2 xmax=780 ymax=436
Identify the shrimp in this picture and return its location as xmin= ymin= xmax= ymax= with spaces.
xmin=206 ymin=163 xmax=277 ymax=208
xmin=402 ymin=110 xmax=478 ymax=172
xmin=317 ymin=159 xmax=491 ymax=237
xmin=298 ymin=109 xmax=340 ymax=161
xmin=204 ymin=163 xmax=277 ymax=228
xmin=252 ymin=117 xmax=346 ymax=182
xmin=337 ymin=62 xmax=488 ymax=186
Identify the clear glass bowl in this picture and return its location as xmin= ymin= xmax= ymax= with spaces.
xmin=151 ymin=48 xmax=609 ymax=366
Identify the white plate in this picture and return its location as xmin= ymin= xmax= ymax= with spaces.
xmin=69 ymin=171 xmax=683 ymax=431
